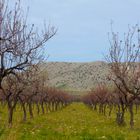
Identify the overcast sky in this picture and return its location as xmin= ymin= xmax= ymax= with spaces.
xmin=22 ymin=0 xmax=140 ymax=62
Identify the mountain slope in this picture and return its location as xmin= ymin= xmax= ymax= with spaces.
xmin=45 ymin=61 xmax=110 ymax=91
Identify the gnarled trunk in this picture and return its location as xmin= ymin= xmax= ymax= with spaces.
xmin=116 ymin=104 xmax=125 ymax=126
xmin=7 ymin=99 xmax=17 ymax=126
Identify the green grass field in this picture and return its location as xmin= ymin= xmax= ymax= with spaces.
xmin=0 ymin=103 xmax=140 ymax=140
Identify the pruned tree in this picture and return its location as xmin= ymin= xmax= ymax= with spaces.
xmin=0 ymin=0 xmax=56 ymax=88
xmin=2 ymin=72 xmax=27 ymax=125
xmin=106 ymin=25 xmax=140 ymax=128
xmin=0 ymin=0 xmax=56 ymax=125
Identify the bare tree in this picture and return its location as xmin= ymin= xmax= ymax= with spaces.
xmin=18 ymin=65 xmax=40 ymax=121
xmin=0 ymin=0 xmax=56 ymax=125
xmin=106 ymin=25 xmax=140 ymax=128
xmin=0 ymin=0 xmax=56 ymax=88
xmin=2 ymin=72 xmax=27 ymax=125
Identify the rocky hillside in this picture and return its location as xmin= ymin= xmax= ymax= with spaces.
xmin=44 ymin=61 xmax=111 ymax=92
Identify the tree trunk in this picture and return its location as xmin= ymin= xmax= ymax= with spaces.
xmin=47 ymin=102 xmax=51 ymax=112
xmin=99 ymin=104 xmax=102 ymax=114
xmin=7 ymin=99 xmax=17 ymax=126
xmin=108 ymin=105 xmax=113 ymax=116
xmin=116 ymin=104 xmax=125 ymax=126
xmin=129 ymin=103 xmax=134 ymax=129
xmin=94 ymin=104 xmax=97 ymax=110
xmin=22 ymin=103 xmax=27 ymax=122
xmin=45 ymin=103 xmax=48 ymax=113
xmin=36 ymin=103 xmax=40 ymax=115
xmin=103 ymin=105 xmax=106 ymax=116
xmin=41 ymin=102 xmax=45 ymax=114
xmin=8 ymin=106 xmax=14 ymax=126
xmin=29 ymin=102 xmax=33 ymax=119
xmin=118 ymin=104 xmax=120 ymax=113
xmin=135 ymin=104 xmax=138 ymax=114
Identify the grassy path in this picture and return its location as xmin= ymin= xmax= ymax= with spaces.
xmin=0 ymin=103 xmax=140 ymax=140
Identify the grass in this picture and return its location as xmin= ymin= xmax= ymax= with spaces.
xmin=0 ymin=103 xmax=140 ymax=140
